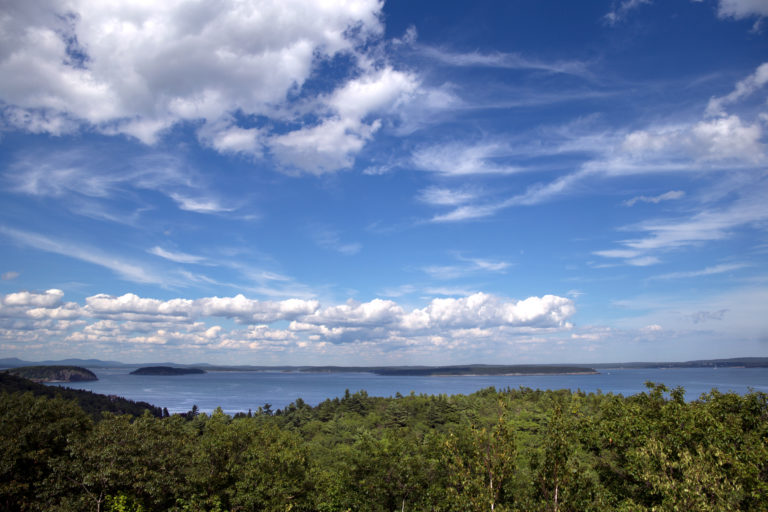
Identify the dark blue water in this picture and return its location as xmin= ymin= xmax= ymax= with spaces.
xmin=51 ymin=367 xmax=768 ymax=415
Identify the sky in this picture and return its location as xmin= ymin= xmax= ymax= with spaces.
xmin=0 ymin=0 xmax=767 ymax=366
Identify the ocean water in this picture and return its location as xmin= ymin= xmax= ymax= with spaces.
xmin=48 ymin=367 xmax=768 ymax=415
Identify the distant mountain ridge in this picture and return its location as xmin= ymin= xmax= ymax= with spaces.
xmin=0 ymin=357 xmax=211 ymax=368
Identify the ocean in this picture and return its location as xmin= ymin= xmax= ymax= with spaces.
xmin=48 ymin=366 xmax=768 ymax=415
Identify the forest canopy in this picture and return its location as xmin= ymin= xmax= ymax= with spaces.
xmin=1 ymin=377 xmax=766 ymax=511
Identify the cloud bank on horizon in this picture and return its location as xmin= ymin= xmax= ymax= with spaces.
xmin=0 ymin=0 xmax=766 ymax=364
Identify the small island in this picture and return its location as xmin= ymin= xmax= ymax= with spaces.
xmin=130 ymin=366 xmax=206 ymax=376
xmin=5 ymin=365 xmax=98 ymax=383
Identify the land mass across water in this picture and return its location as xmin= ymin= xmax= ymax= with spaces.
xmin=3 ymin=365 xmax=98 ymax=383
xmin=1 ymin=356 xmax=767 ymax=375
xmin=130 ymin=366 xmax=206 ymax=376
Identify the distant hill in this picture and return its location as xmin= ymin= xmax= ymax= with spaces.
xmin=372 ymin=365 xmax=598 ymax=376
xmin=2 ymin=356 xmax=766 ymax=372
xmin=5 ymin=365 xmax=98 ymax=382
xmin=0 ymin=373 xmax=162 ymax=419
xmin=131 ymin=366 xmax=206 ymax=376
xmin=591 ymin=357 xmax=768 ymax=369
xmin=0 ymin=357 xmax=127 ymax=368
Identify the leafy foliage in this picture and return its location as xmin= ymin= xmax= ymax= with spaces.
xmin=0 ymin=373 xmax=162 ymax=419
xmin=1 ymin=379 xmax=766 ymax=511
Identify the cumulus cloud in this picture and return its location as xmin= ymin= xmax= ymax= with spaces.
xmin=0 ymin=289 xmax=575 ymax=354
xmin=0 ymin=0 xmax=390 ymax=169
xmin=85 ymin=293 xmax=319 ymax=324
xmin=400 ymin=293 xmax=575 ymax=330
xmin=2 ymin=289 xmax=63 ymax=308
xmin=618 ymin=115 xmax=765 ymax=165
xmin=270 ymin=67 xmax=419 ymax=174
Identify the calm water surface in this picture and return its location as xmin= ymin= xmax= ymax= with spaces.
xmin=51 ymin=367 xmax=768 ymax=415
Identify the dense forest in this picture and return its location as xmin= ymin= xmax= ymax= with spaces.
xmin=0 ymin=373 xmax=162 ymax=420
xmin=1 ymin=377 xmax=766 ymax=511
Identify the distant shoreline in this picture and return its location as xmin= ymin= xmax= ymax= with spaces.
xmin=431 ymin=371 xmax=600 ymax=377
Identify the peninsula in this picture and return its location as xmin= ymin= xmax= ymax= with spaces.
xmin=130 ymin=366 xmax=206 ymax=376
xmin=4 ymin=365 xmax=98 ymax=383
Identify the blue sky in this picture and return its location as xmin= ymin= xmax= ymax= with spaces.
xmin=1 ymin=0 xmax=767 ymax=365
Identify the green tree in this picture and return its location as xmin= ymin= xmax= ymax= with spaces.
xmin=0 ymin=392 xmax=91 ymax=511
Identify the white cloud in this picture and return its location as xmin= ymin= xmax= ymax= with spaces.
xmin=0 ymin=0 xmax=386 ymax=155
xmin=418 ymin=46 xmax=590 ymax=76
xmin=148 ymin=247 xmax=207 ymax=265
xmin=198 ymin=123 xmax=264 ymax=157
xmin=311 ymin=228 xmax=362 ymax=255
xmin=650 ymin=263 xmax=748 ymax=280
xmin=595 ymin=180 xmax=768 ymax=265
xmin=412 ymin=142 xmax=522 ymax=176
xmin=0 ymin=289 xmax=575 ymax=354
xmin=0 ymin=227 xmax=166 ymax=284
xmin=604 ymin=0 xmax=652 ymax=25
xmin=84 ymin=292 xmax=320 ymax=324
xmin=401 ymin=293 xmax=574 ymax=330
xmin=707 ymin=62 xmax=768 ymax=116
xmin=431 ymin=203 xmax=507 ymax=223
xmin=624 ymin=190 xmax=685 ymax=206
xmin=302 ymin=298 xmax=404 ymax=327
xmin=5 ymin=149 xmax=232 ymax=218
xmin=714 ymin=0 xmax=768 ymax=19
xmin=271 ymin=117 xmax=380 ymax=174
xmin=619 ymin=115 xmax=765 ymax=165
xmin=1 ymin=271 xmax=19 ymax=281
xmin=168 ymin=193 xmax=233 ymax=214
xmin=270 ymin=67 xmax=419 ymax=174
xmin=418 ymin=187 xmax=478 ymax=206
xmin=2 ymin=289 xmax=63 ymax=308
xmin=422 ymin=60 xmax=768 ymax=224
xmin=427 ymin=110 xmax=765 ymax=222
xmin=196 ymin=295 xmax=319 ymax=323
xmin=423 ymin=255 xmax=510 ymax=279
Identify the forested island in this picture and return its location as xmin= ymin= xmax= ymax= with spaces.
xmin=3 ymin=365 xmax=97 ymax=383
xmin=373 ymin=364 xmax=597 ymax=376
xmin=1 ymin=373 xmax=766 ymax=511
xmin=130 ymin=366 xmax=206 ymax=376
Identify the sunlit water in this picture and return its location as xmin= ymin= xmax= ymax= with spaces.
xmin=49 ymin=367 xmax=768 ymax=415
